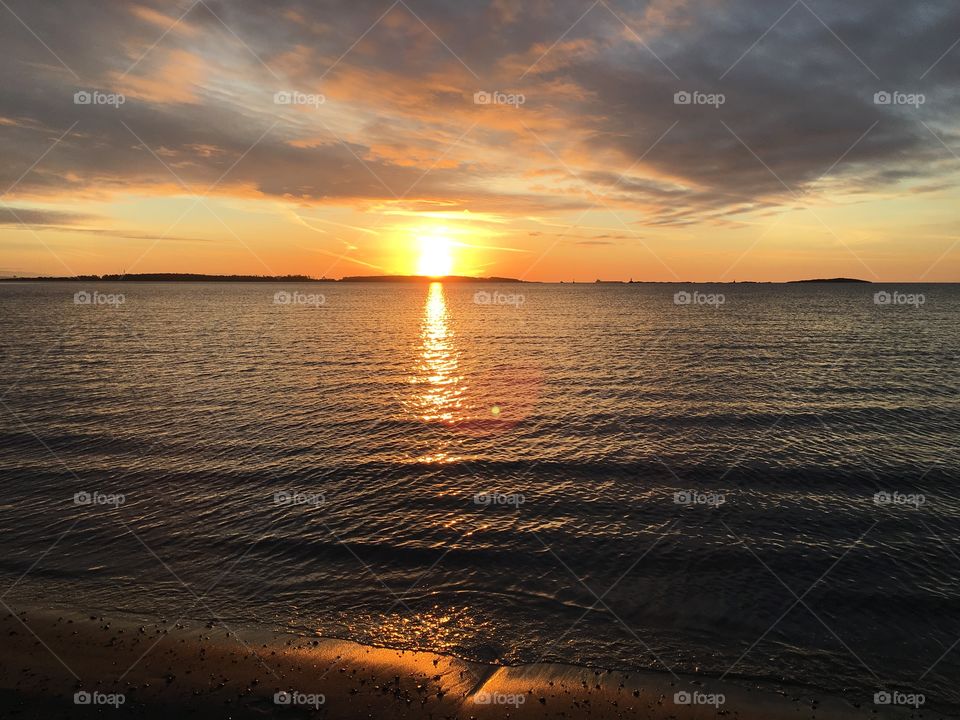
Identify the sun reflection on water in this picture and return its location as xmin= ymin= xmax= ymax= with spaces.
xmin=412 ymin=282 xmax=464 ymax=425
xmin=404 ymin=282 xmax=542 ymax=453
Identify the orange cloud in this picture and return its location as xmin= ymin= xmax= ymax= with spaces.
xmin=129 ymin=4 xmax=200 ymax=35
xmin=112 ymin=49 xmax=206 ymax=104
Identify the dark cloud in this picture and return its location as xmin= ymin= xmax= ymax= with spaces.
xmin=0 ymin=0 xmax=958 ymax=224
xmin=0 ymin=206 xmax=91 ymax=226
xmin=0 ymin=205 xmax=217 ymax=244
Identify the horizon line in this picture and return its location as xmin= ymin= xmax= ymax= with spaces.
xmin=1 ymin=273 xmax=956 ymax=285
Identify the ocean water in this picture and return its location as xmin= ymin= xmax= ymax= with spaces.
xmin=0 ymin=281 xmax=958 ymax=710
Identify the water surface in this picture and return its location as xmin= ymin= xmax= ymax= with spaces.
xmin=1 ymin=281 xmax=958 ymax=710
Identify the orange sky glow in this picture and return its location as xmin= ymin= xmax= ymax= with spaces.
xmin=1 ymin=1 xmax=958 ymax=281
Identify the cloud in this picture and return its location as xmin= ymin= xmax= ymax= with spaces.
xmin=0 ymin=0 xmax=957 ymax=229
xmin=0 ymin=205 xmax=212 ymax=243
xmin=0 ymin=207 xmax=92 ymax=226
xmin=111 ymin=48 xmax=206 ymax=104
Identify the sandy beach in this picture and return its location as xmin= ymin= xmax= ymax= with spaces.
xmin=0 ymin=607 xmax=940 ymax=719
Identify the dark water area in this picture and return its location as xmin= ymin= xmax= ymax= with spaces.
xmin=1 ymin=281 xmax=958 ymax=712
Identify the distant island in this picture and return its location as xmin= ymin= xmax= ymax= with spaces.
xmin=0 ymin=273 xmax=528 ymax=283
xmin=788 ymin=278 xmax=871 ymax=283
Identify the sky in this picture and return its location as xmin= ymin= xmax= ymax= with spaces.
xmin=1 ymin=0 xmax=959 ymax=281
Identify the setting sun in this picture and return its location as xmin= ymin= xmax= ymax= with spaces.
xmin=416 ymin=234 xmax=454 ymax=277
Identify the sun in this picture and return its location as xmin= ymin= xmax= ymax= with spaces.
xmin=416 ymin=234 xmax=454 ymax=277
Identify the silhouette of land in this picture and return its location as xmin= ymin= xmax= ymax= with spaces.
xmin=0 ymin=273 xmax=528 ymax=283
xmin=0 ymin=273 xmax=330 ymax=282
xmin=0 ymin=273 xmax=881 ymax=284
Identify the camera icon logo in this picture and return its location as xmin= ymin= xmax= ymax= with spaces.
xmin=274 ymin=691 xmax=292 ymax=705
xmin=74 ymin=90 xmax=92 ymax=105
xmin=74 ymin=290 xmax=91 ymax=305
xmin=74 ymin=491 xmax=92 ymax=505
xmin=874 ymin=691 xmax=892 ymax=705
xmin=873 ymin=291 xmax=892 ymax=305
xmin=274 ymin=91 xmax=293 ymax=105
xmin=674 ymin=691 xmax=692 ymax=704
xmin=673 ymin=290 xmax=692 ymax=305
xmin=74 ymin=691 xmax=92 ymax=705
xmin=473 ymin=290 xmax=492 ymax=305
xmin=474 ymin=91 xmax=492 ymax=105
xmin=273 ymin=290 xmax=292 ymax=305
xmin=674 ymin=91 xmax=692 ymax=105
xmin=873 ymin=91 xmax=892 ymax=105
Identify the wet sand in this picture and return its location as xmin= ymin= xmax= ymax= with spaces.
xmin=0 ymin=608 xmax=939 ymax=719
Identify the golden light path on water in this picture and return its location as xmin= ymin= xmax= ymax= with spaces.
xmin=413 ymin=282 xmax=464 ymax=424
xmin=405 ymin=281 xmax=531 ymax=466
xmin=379 ymin=281 xmax=492 ymax=650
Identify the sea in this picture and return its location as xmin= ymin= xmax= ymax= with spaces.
xmin=0 ymin=281 xmax=957 ymax=711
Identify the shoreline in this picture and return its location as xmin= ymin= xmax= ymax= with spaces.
xmin=0 ymin=605 xmax=943 ymax=719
